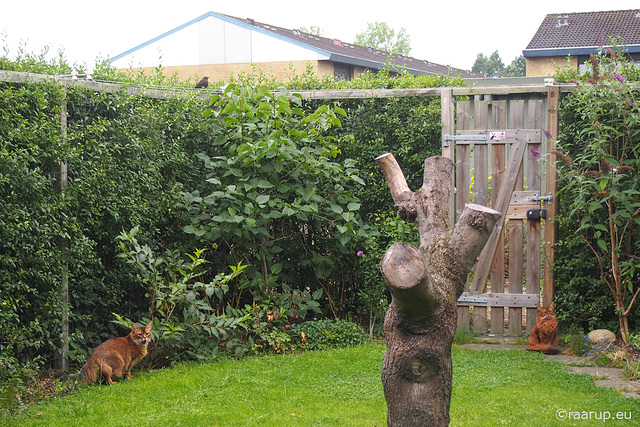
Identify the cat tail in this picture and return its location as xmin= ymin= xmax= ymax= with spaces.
xmin=78 ymin=357 xmax=98 ymax=384
xmin=52 ymin=370 xmax=83 ymax=385
xmin=526 ymin=344 xmax=561 ymax=355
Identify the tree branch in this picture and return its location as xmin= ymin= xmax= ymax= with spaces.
xmin=376 ymin=153 xmax=417 ymax=221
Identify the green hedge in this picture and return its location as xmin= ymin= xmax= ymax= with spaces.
xmin=0 ymin=59 xmax=459 ymax=377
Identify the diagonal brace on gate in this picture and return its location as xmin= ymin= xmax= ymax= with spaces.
xmin=469 ymin=139 xmax=527 ymax=294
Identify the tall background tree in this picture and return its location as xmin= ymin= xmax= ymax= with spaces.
xmin=300 ymin=26 xmax=324 ymax=37
xmin=502 ymin=55 xmax=526 ymax=77
xmin=472 ymin=50 xmax=525 ymax=77
xmin=354 ymin=22 xmax=411 ymax=55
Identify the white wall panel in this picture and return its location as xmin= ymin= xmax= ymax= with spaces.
xmin=251 ymin=31 xmax=328 ymax=62
xmin=198 ymin=16 xmax=225 ymax=64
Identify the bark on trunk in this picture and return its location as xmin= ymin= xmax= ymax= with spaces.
xmin=376 ymin=153 xmax=501 ymax=426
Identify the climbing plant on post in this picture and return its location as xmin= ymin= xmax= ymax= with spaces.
xmin=376 ymin=153 xmax=501 ymax=426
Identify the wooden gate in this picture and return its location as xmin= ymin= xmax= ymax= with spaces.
xmin=441 ymin=87 xmax=559 ymax=335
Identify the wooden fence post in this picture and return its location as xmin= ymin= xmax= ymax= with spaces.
xmin=57 ymin=88 xmax=69 ymax=370
xmin=543 ymin=86 xmax=559 ymax=306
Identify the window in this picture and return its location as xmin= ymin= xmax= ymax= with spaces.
xmin=334 ymin=63 xmax=352 ymax=81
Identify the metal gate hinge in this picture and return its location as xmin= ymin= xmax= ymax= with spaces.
xmin=457 ymin=295 xmax=488 ymax=304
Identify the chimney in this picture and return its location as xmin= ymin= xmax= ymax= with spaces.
xmin=556 ymin=15 xmax=569 ymax=27
xmin=333 ymin=39 xmax=342 ymax=46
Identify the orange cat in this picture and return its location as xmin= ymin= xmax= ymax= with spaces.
xmin=80 ymin=321 xmax=153 ymax=384
xmin=526 ymin=303 xmax=561 ymax=355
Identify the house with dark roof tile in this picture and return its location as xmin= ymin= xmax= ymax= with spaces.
xmin=110 ymin=11 xmax=479 ymax=83
xmin=523 ymin=9 xmax=640 ymax=77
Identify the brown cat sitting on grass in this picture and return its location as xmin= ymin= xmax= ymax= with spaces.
xmin=80 ymin=321 xmax=153 ymax=384
xmin=526 ymin=303 xmax=561 ymax=355
xmin=56 ymin=322 xmax=153 ymax=385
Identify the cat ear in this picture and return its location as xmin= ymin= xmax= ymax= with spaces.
xmin=548 ymin=302 xmax=554 ymax=309
xmin=144 ymin=321 xmax=153 ymax=332
xmin=536 ymin=304 xmax=542 ymax=309
xmin=130 ymin=323 xmax=139 ymax=331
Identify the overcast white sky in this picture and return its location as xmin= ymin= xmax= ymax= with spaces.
xmin=2 ymin=1 xmax=639 ymax=72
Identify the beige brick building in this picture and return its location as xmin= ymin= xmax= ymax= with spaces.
xmin=523 ymin=9 xmax=640 ymax=77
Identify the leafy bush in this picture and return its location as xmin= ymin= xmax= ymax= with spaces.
xmin=0 ymin=81 xmax=71 ymax=380
xmin=291 ymin=319 xmax=367 ymax=350
xmin=564 ymin=334 xmax=591 ymax=356
xmin=554 ymin=48 xmax=640 ymax=342
xmin=553 ymin=233 xmax=618 ymax=332
xmin=629 ymin=332 xmax=640 ymax=350
xmin=623 ymin=357 xmax=640 ymax=380
xmin=353 ymin=213 xmax=418 ymax=337
xmin=179 ymin=84 xmax=372 ymax=316
xmin=116 ymin=227 xmax=248 ymax=367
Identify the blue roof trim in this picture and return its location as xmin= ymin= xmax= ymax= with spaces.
xmin=111 ymin=12 xmax=213 ymax=62
xmin=523 ymin=45 xmax=640 ymax=58
xmin=110 ymin=11 xmax=332 ymax=63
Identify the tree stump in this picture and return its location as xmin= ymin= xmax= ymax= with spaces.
xmin=376 ymin=153 xmax=501 ymax=426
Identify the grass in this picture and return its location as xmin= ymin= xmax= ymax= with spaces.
xmin=4 ymin=344 xmax=638 ymax=426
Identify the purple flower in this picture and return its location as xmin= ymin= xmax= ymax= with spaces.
xmin=544 ymin=130 xmax=553 ymax=140
xmin=613 ymin=72 xmax=626 ymax=83
xmin=622 ymin=97 xmax=636 ymax=107
xmin=529 ymin=147 xmax=541 ymax=158
xmin=357 ymin=250 xmax=364 ymax=257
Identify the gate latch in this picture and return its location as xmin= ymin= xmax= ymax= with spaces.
xmin=526 ymin=192 xmax=553 ymax=204
xmin=526 ymin=208 xmax=547 ymax=221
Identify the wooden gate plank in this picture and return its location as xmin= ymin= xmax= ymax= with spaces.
xmin=472 ymin=100 xmax=490 ymax=333
xmin=490 ymin=100 xmax=507 ymax=334
xmin=470 ymin=138 xmax=527 ymax=294
xmin=507 ymin=98 xmax=525 ymax=336
xmin=455 ymin=100 xmax=471 ymax=332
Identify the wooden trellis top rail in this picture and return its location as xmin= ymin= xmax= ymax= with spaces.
xmin=1 ymin=70 xmax=601 ymax=100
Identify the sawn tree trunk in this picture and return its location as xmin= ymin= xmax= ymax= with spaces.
xmin=376 ymin=153 xmax=501 ymax=426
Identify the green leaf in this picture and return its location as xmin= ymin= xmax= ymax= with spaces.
xmin=598 ymin=178 xmax=609 ymax=191
xmin=186 ymin=291 xmax=197 ymax=302
xmin=271 ymin=263 xmax=283 ymax=275
xmin=282 ymin=206 xmax=295 ymax=216
xmin=256 ymin=194 xmax=270 ymax=205
xmin=256 ymin=179 xmax=274 ymax=189
xmin=587 ymin=201 xmax=603 ymax=213
xmin=596 ymin=239 xmax=608 ymax=252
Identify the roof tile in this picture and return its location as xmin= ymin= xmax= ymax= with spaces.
xmin=526 ymin=9 xmax=640 ymax=50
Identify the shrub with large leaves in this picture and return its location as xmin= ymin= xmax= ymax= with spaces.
xmin=180 ymin=84 xmax=371 ymax=315
xmin=556 ymin=59 xmax=640 ymax=342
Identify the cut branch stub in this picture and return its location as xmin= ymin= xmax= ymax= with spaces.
xmin=376 ymin=153 xmax=417 ymax=221
xmin=449 ymin=203 xmax=502 ymax=291
xmin=380 ymin=242 xmax=437 ymax=318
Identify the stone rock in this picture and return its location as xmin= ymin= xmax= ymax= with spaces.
xmin=588 ymin=329 xmax=616 ymax=343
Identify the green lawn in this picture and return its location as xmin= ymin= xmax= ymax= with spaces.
xmin=5 ymin=344 xmax=638 ymax=426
